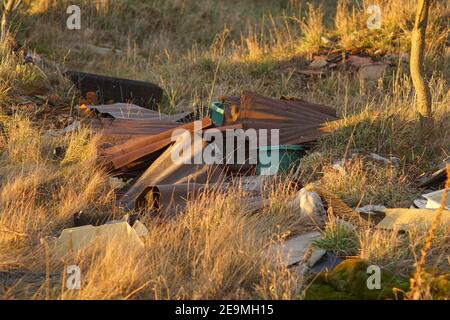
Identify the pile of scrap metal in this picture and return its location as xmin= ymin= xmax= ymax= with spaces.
xmin=217 ymin=91 xmax=338 ymax=145
xmin=75 ymin=90 xmax=338 ymax=220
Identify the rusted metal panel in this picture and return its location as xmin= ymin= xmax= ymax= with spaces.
xmin=221 ymin=91 xmax=338 ymax=145
xmin=91 ymin=118 xmax=181 ymax=136
xmin=98 ymin=118 xmax=213 ymax=171
xmin=134 ymin=178 xmax=265 ymax=218
xmin=135 ymin=183 xmax=220 ymax=217
xmin=118 ymin=129 xmax=226 ymax=211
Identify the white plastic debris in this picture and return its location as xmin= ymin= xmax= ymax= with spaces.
xmin=54 ymin=222 xmax=144 ymax=256
xmin=331 ymin=159 xmax=345 ymax=173
xmin=288 ymin=188 xmax=326 ymax=220
xmin=422 ymin=189 xmax=450 ymax=210
xmin=132 ymin=220 xmax=149 ymax=238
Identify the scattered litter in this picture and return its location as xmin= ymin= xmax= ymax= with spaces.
xmin=80 ymin=103 xmax=192 ymax=121
xmin=320 ymin=36 xmax=331 ymax=45
xmin=24 ymin=52 xmax=44 ymax=67
xmin=304 ymin=53 xmax=389 ymax=81
xmin=70 ymin=90 xmax=340 ymax=222
xmin=376 ymin=208 xmax=450 ymax=231
xmin=54 ymin=222 xmax=144 ymax=256
xmin=422 ymin=189 xmax=450 ymax=210
xmin=334 ymin=218 xmax=356 ymax=231
xmin=355 ymin=205 xmax=387 ymax=215
xmin=412 ymin=198 xmax=428 ymax=209
xmin=307 ymin=248 xmax=327 ymax=268
xmin=309 ymin=252 xmax=343 ymax=274
xmin=221 ymin=91 xmax=338 ymax=145
xmin=304 ymin=183 xmax=363 ymax=226
xmin=346 ymin=55 xmax=374 ymax=68
xmin=118 ymin=130 xmax=225 ymax=211
xmin=287 ymin=188 xmax=326 ymax=221
xmin=65 ymin=71 xmax=163 ymax=109
xmin=269 ymin=231 xmax=321 ymax=267
xmin=416 ymin=159 xmax=449 ymax=189
xmin=132 ymin=220 xmax=148 ymax=238
xmin=331 ymin=159 xmax=345 ymax=173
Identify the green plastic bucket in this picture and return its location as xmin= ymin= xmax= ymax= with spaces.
xmin=256 ymin=145 xmax=304 ymax=175
xmin=210 ymin=102 xmax=225 ymax=126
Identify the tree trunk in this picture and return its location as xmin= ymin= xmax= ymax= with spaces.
xmin=1 ymin=0 xmax=18 ymax=42
xmin=410 ymin=0 xmax=432 ymax=126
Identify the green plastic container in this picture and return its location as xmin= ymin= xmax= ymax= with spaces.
xmin=210 ymin=102 xmax=225 ymax=126
xmin=256 ymin=145 xmax=304 ymax=175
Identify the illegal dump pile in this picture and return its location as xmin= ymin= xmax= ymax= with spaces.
xmin=67 ymin=88 xmax=339 ymax=222
xmin=38 ymin=71 xmax=448 ymax=300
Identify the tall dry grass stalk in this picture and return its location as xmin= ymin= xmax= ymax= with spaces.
xmin=407 ymin=166 xmax=450 ymax=300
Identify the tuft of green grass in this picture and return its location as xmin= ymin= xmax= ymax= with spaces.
xmin=313 ymin=217 xmax=359 ymax=256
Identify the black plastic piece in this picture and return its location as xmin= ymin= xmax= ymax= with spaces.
xmin=65 ymin=70 xmax=163 ymax=109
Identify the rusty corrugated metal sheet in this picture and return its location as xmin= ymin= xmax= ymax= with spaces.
xmin=134 ymin=183 xmax=221 ymax=217
xmin=221 ymin=91 xmax=338 ymax=145
xmin=81 ymin=103 xmax=192 ymax=121
xmin=91 ymin=118 xmax=180 ymax=136
xmin=134 ymin=182 xmax=263 ymax=218
xmin=98 ymin=118 xmax=213 ymax=171
xmin=118 ymin=129 xmax=226 ymax=211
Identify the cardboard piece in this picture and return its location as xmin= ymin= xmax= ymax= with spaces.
xmin=376 ymin=208 xmax=450 ymax=231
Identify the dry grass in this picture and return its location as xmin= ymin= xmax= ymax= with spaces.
xmin=0 ymin=0 xmax=448 ymax=299
xmin=0 ymin=117 xmax=307 ymax=299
